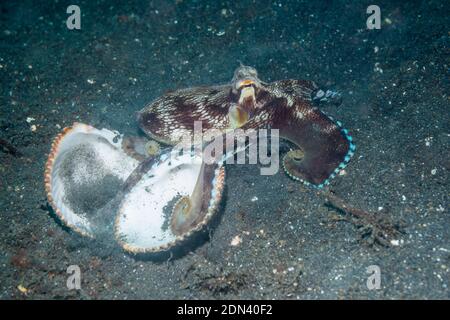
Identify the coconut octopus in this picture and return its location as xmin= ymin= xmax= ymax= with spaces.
xmin=44 ymin=65 xmax=355 ymax=255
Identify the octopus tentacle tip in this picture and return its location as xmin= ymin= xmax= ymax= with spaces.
xmin=145 ymin=140 xmax=161 ymax=156
xmin=170 ymin=196 xmax=194 ymax=236
xmin=121 ymin=136 xmax=160 ymax=161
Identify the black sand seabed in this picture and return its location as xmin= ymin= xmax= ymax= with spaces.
xmin=0 ymin=0 xmax=448 ymax=299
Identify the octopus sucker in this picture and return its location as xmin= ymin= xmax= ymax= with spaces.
xmin=170 ymin=196 xmax=194 ymax=235
xmin=138 ymin=65 xmax=356 ymax=187
xmin=44 ymin=123 xmax=140 ymax=237
xmin=121 ymin=136 xmax=161 ymax=162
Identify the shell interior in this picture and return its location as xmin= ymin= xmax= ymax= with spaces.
xmin=115 ymin=151 xmax=225 ymax=253
xmin=46 ymin=123 xmax=230 ymax=254
xmin=45 ymin=123 xmax=139 ymax=237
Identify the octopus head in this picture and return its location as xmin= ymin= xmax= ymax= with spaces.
xmin=229 ymin=65 xmax=264 ymax=128
xmin=231 ymin=65 xmax=262 ymax=92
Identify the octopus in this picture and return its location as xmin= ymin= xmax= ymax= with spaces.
xmin=44 ymin=65 xmax=355 ymax=255
xmin=138 ymin=65 xmax=355 ymax=188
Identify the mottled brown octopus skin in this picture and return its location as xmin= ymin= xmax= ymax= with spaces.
xmin=138 ymin=75 xmax=352 ymax=187
xmin=137 ymin=85 xmax=237 ymax=145
xmin=265 ymin=80 xmax=351 ymax=185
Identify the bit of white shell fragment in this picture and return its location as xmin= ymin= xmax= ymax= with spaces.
xmin=390 ymin=239 xmax=403 ymax=246
xmin=230 ymin=235 xmax=242 ymax=246
xmin=17 ymin=285 xmax=29 ymax=295
xmin=374 ymin=62 xmax=383 ymax=74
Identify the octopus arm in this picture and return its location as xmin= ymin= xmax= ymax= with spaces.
xmin=266 ymin=81 xmax=355 ymax=187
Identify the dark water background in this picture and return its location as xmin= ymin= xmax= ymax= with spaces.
xmin=0 ymin=0 xmax=448 ymax=299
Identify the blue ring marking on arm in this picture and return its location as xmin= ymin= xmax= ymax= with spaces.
xmin=282 ymin=114 xmax=356 ymax=189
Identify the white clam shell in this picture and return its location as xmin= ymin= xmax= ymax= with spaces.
xmin=45 ymin=123 xmax=226 ymax=254
xmin=44 ymin=123 xmax=139 ymax=237
xmin=114 ymin=151 xmax=225 ymax=254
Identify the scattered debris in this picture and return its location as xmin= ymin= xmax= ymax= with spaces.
xmin=10 ymin=248 xmax=31 ymax=269
xmin=390 ymin=239 xmax=402 ymax=246
xmin=230 ymin=235 xmax=242 ymax=246
xmin=374 ymin=62 xmax=383 ymax=74
xmin=323 ymin=193 xmax=405 ymax=247
xmin=17 ymin=284 xmax=29 ymax=295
